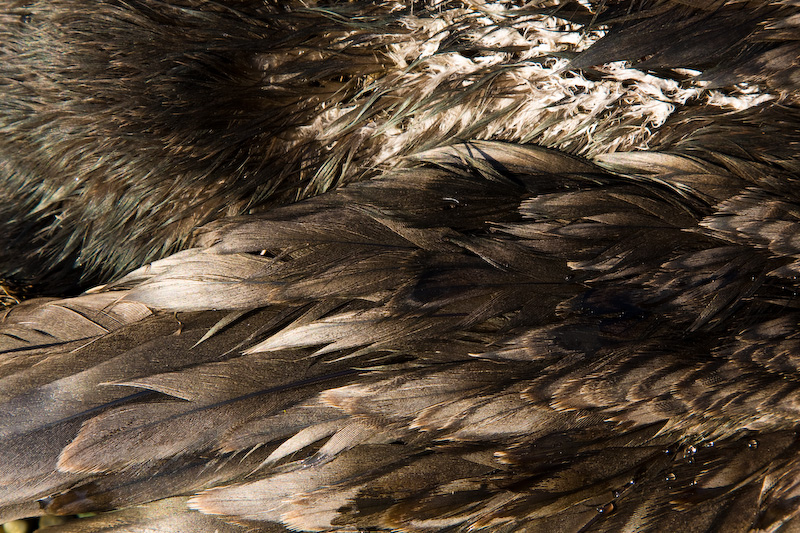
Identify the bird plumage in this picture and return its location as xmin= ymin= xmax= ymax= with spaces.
xmin=2 ymin=1 xmax=800 ymax=532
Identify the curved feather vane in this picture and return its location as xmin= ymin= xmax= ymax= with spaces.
xmin=2 ymin=0 xmax=800 ymax=532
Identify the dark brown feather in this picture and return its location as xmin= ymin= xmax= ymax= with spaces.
xmin=3 ymin=1 xmax=800 ymax=532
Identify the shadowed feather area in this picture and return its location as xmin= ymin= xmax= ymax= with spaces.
xmin=3 ymin=0 xmax=800 ymax=532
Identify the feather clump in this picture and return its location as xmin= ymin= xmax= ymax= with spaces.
xmin=2 ymin=0 xmax=800 ymax=532
xmin=1 ymin=0 xmax=786 ymax=293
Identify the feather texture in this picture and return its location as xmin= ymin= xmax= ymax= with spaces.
xmin=3 ymin=0 xmax=800 ymax=532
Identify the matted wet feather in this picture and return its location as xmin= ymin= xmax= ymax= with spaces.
xmin=2 ymin=0 xmax=800 ymax=532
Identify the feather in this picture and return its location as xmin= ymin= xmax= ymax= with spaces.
xmin=4 ymin=1 xmax=800 ymax=532
xmin=38 ymin=497 xmax=258 ymax=533
xmin=0 ymin=293 xmax=150 ymax=350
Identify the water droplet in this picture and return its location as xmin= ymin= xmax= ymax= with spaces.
xmin=665 ymin=473 xmax=676 ymax=482
xmin=684 ymin=445 xmax=697 ymax=463
xmin=612 ymin=490 xmax=622 ymax=498
xmin=20 ymin=13 xmax=32 ymax=23
xmin=748 ymin=439 xmax=759 ymax=449
xmin=703 ymin=441 xmax=715 ymax=448
xmin=597 ymin=502 xmax=615 ymax=514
